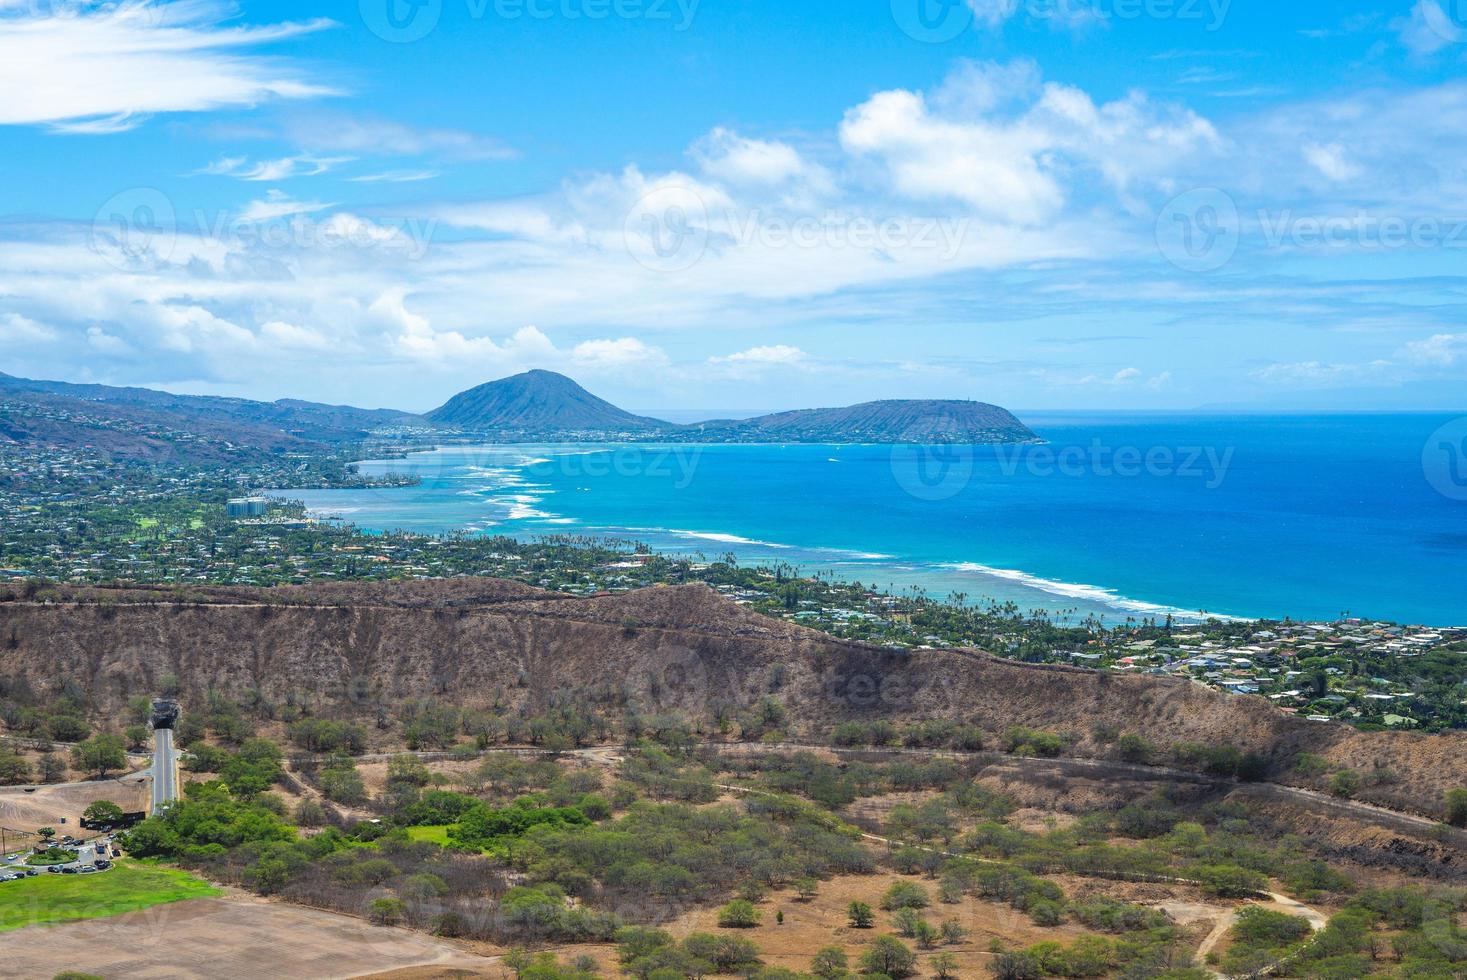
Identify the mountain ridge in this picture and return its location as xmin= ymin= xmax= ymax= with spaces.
xmin=1 ymin=368 xmax=1038 ymax=451
xmin=428 ymin=371 xmax=1038 ymax=443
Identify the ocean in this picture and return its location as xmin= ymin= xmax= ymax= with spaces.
xmin=275 ymin=413 xmax=1467 ymax=626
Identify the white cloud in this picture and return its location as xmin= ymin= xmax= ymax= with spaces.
xmin=199 ymin=154 xmax=350 ymax=181
xmin=1401 ymin=333 xmax=1467 ymax=367
xmin=692 ymin=128 xmax=827 ymax=189
xmin=283 ymin=113 xmax=515 ymax=161
xmin=1302 ymin=142 xmax=1362 ymax=182
xmin=0 ymin=0 xmax=336 ymax=132
xmin=712 ymin=345 xmax=809 ymax=365
xmin=839 ymin=60 xmax=1219 ymax=223
xmin=260 ymin=320 xmax=332 ymax=351
xmin=238 ymin=190 xmax=333 ymax=223
xmin=571 ymin=337 xmax=670 ymax=370
xmin=0 ymin=313 xmax=57 ymax=343
xmin=85 ymin=325 xmax=130 ymax=353
xmin=347 ymin=169 xmax=441 ymax=184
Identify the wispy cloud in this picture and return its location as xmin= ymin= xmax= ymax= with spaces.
xmin=0 ymin=0 xmax=338 ymax=132
xmin=198 ymin=154 xmax=350 ymax=181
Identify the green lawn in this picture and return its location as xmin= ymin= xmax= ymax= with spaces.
xmin=0 ymin=862 xmax=222 ymax=933
xmin=405 ymin=824 xmax=453 ymax=845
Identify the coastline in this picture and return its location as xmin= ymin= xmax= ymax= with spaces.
xmin=276 ymin=443 xmax=1249 ymax=626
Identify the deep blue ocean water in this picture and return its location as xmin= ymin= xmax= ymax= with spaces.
xmin=276 ymin=413 xmax=1467 ymax=626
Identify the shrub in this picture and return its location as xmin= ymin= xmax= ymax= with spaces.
xmin=858 ymin=936 xmax=916 ymax=979
xmin=717 ymin=899 xmax=761 ymax=929
xmin=847 ymin=901 xmax=875 ymax=928
xmin=1196 ymin=864 xmax=1268 ymax=899
xmin=811 ymin=946 xmax=847 ymax=979
xmin=0 ymin=750 xmax=32 ymax=785
xmin=1115 ymin=734 xmax=1154 ymax=764
xmin=880 ymin=880 xmax=930 ymax=910
xmin=1329 ymin=769 xmax=1362 ymax=798
xmin=1444 ymin=788 xmax=1467 ymax=827
xmin=367 ymin=897 xmax=406 ymax=925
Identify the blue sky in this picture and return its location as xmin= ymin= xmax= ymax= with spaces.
xmin=1 ymin=0 xmax=1466 ymax=412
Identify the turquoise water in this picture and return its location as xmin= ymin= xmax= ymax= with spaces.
xmin=276 ymin=413 xmax=1467 ymax=625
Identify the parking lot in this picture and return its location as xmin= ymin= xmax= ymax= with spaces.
xmin=2 ymin=833 xmax=121 ymax=883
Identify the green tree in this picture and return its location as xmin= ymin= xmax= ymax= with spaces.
xmin=1444 ymin=788 xmax=1467 ymax=827
xmin=1329 ymin=769 xmax=1362 ymax=799
xmin=811 ymin=946 xmax=848 ymax=979
xmin=848 ymin=901 xmax=875 ymax=928
xmin=881 ymin=881 xmax=930 ymax=910
xmin=71 ymin=733 xmax=126 ymax=777
xmin=38 ymin=753 xmax=66 ymax=782
xmin=0 ymin=750 xmax=31 ymax=785
xmin=82 ymin=800 xmax=125 ymax=825
xmin=124 ymin=725 xmax=150 ymax=751
xmin=858 ymin=936 xmax=916 ymax=979
xmin=930 ymin=952 xmax=960 ymax=980
xmin=717 ymin=899 xmax=762 ymax=928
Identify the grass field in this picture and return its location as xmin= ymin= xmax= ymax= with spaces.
xmin=0 ymin=862 xmax=222 ymax=933
xmin=405 ymin=824 xmax=452 ymax=845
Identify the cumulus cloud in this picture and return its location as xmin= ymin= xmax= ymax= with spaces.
xmin=1 ymin=313 xmax=58 ymax=343
xmin=0 ymin=0 xmax=336 ymax=132
xmin=691 ymin=128 xmax=829 ymax=191
xmin=1401 ymin=333 xmax=1467 ymax=367
xmin=839 ymin=60 xmax=1219 ymax=223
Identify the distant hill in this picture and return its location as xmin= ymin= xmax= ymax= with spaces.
xmin=0 ymin=372 xmax=421 ymax=463
xmin=691 ymin=399 xmax=1037 ymax=444
xmin=1 ymin=368 xmax=1036 ymax=451
xmin=429 ymin=371 xmax=1036 ymax=443
xmin=426 ymin=370 xmax=668 ymax=433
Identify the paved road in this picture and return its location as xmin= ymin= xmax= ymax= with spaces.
xmin=151 ymin=726 xmax=178 ymax=812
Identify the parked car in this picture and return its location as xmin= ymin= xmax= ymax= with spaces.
xmin=21 ymin=868 xmax=37 ymax=877
xmin=60 ymin=866 xmax=79 ymax=874
xmin=78 ymin=866 xmax=97 ymax=874
xmin=94 ymin=860 xmax=111 ymax=870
